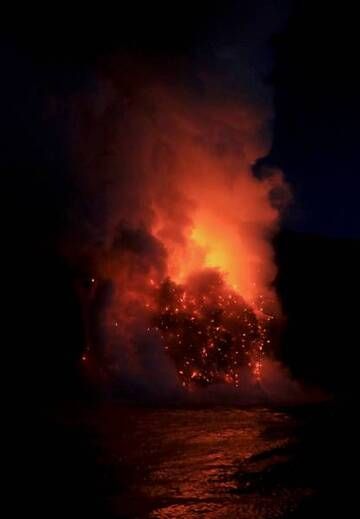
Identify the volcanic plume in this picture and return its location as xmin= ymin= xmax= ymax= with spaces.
xmin=63 ymin=63 xmax=289 ymax=396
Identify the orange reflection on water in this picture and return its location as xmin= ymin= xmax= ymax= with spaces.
xmin=89 ymin=407 xmax=311 ymax=519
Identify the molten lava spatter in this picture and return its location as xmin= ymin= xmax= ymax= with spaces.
xmin=147 ymin=269 xmax=272 ymax=387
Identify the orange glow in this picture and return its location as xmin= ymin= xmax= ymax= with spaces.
xmin=190 ymin=224 xmax=241 ymax=289
xmin=68 ymin=78 xmax=288 ymax=390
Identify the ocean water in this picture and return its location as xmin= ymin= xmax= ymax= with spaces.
xmin=50 ymin=403 xmax=354 ymax=519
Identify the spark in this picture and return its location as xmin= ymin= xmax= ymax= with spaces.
xmin=147 ymin=274 xmax=270 ymax=387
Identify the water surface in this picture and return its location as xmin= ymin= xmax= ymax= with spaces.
xmin=72 ymin=405 xmax=326 ymax=518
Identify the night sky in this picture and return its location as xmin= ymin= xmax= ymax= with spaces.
xmin=3 ymin=1 xmax=359 ymax=238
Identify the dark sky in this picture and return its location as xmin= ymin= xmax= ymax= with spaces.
xmin=1 ymin=0 xmax=359 ymax=239
xmin=269 ymin=1 xmax=360 ymax=238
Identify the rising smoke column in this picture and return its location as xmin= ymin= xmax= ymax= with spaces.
xmin=60 ymin=62 xmax=290 ymax=397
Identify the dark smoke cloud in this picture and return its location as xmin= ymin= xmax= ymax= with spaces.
xmin=113 ymin=225 xmax=167 ymax=276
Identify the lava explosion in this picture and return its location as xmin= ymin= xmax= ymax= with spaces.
xmin=149 ymin=270 xmax=273 ymax=387
xmin=64 ymin=65 xmax=289 ymax=394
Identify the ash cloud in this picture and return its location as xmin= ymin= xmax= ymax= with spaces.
xmin=38 ymin=2 xmax=297 ymax=402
